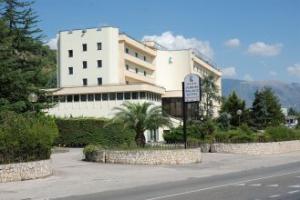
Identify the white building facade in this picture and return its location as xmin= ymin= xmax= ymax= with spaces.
xmin=47 ymin=27 xmax=222 ymax=142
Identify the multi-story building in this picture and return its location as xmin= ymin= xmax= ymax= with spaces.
xmin=47 ymin=26 xmax=222 ymax=142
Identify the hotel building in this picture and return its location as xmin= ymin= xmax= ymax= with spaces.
xmin=47 ymin=27 xmax=222 ymax=142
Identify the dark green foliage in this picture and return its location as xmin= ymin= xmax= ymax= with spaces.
xmin=0 ymin=1 xmax=56 ymax=113
xmin=265 ymin=126 xmax=300 ymax=142
xmin=55 ymin=118 xmax=135 ymax=148
xmin=217 ymin=112 xmax=231 ymax=130
xmin=251 ymin=87 xmax=284 ymax=129
xmin=0 ymin=111 xmax=58 ymax=164
xmin=220 ymin=91 xmax=247 ymax=127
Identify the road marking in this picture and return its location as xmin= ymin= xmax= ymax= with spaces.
xmin=288 ymin=190 xmax=300 ymax=194
xmin=249 ymin=183 xmax=262 ymax=187
xmin=146 ymin=170 xmax=300 ymax=200
xmin=234 ymin=183 xmax=245 ymax=186
xmin=289 ymin=185 xmax=300 ymax=188
xmin=267 ymin=184 xmax=279 ymax=187
xmin=268 ymin=194 xmax=280 ymax=198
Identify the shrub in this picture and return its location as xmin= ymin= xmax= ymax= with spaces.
xmin=83 ymin=144 xmax=103 ymax=155
xmin=0 ymin=111 xmax=58 ymax=164
xmin=55 ymin=118 xmax=135 ymax=148
xmin=215 ymin=127 xmax=257 ymax=143
xmin=265 ymin=126 xmax=300 ymax=141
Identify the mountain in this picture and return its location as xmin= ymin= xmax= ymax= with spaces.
xmin=222 ymin=79 xmax=300 ymax=111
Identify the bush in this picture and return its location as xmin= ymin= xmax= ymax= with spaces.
xmin=215 ymin=125 xmax=257 ymax=143
xmin=265 ymin=126 xmax=300 ymax=142
xmin=83 ymin=144 xmax=103 ymax=155
xmin=0 ymin=111 xmax=58 ymax=164
xmin=55 ymin=118 xmax=135 ymax=148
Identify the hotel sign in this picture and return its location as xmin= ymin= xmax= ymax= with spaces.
xmin=184 ymin=74 xmax=201 ymax=103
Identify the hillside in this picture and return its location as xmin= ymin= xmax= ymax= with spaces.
xmin=222 ymin=79 xmax=300 ymax=111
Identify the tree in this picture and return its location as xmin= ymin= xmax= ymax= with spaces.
xmin=220 ymin=91 xmax=246 ymax=126
xmin=201 ymin=75 xmax=221 ymax=119
xmin=288 ymin=107 xmax=298 ymax=116
xmin=251 ymin=87 xmax=284 ymax=129
xmin=0 ymin=0 xmax=54 ymax=112
xmin=112 ymin=102 xmax=172 ymax=147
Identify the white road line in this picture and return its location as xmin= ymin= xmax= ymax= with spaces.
xmin=288 ymin=190 xmax=300 ymax=194
xmin=145 ymin=170 xmax=300 ymax=200
xmin=289 ymin=185 xmax=300 ymax=188
xmin=234 ymin=183 xmax=245 ymax=186
xmin=249 ymin=183 xmax=262 ymax=187
xmin=267 ymin=184 xmax=279 ymax=187
xmin=268 ymin=194 xmax=280 ymax=198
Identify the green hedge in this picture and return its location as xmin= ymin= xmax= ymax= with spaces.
xmin=0 ymin=112 xmax=58 ymax=164
xmin=55 ymin=118 xmax=135 ymax=147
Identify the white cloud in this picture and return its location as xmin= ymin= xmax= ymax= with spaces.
xmin=45 ymin=35 xmax=58 ymax=50
xmin=221 ymin=67 xmax=237 ymax=77
xmin=244 ymin=74 xmax=253 ymax=81
xmin=247 ymin=42 xmax=282 ymax=56
xmin=287 ymin=63 xmax=300 ymax=77
xmin=224 ymin=38 xmax=240 ymax=48
xmin=142 ymin=31 xmax=214 ymax=59
xmin=269 ymin=71 xmax=277 ymax=77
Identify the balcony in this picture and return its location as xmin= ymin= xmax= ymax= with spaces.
xmin=125 ymin=70 xmax=155 ymax=84
xmin=124 ymin=53 xmax=155 ymax=71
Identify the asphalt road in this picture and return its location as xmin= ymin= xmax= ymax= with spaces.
xmin=54 ymin=161 xmax=300 ymax=200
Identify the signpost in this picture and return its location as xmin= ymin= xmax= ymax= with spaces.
xmin=182 ymin=74 xmax=201 ymax=149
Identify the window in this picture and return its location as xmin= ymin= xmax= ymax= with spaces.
xmin=97 ymin=77 xmax=102 ymax=85
xmin=143 ymin=56 xmax=146 ymax=61
xmin=109 ymin=93 xmax=116 ymax=100
xmin=102 ymin=93 xmax=108 ymax=101
xmin=82 ymin=43 xmax=87 ymax=51
xmin=117 ymin=92 xmax=123 ymax=100
xmin=140 ymin=92 xmax=146 ymax=99
xmin=83 ymin=61 xmax=87 ymax=69
xmin=135 ymin=68 xmax=138 ymax=74
xmin=125 ymin=48 xmax=129 ymax=54
xmin=80 ymin=94 xmax=87 ymax=102
xmin=132 ymin=92 xmax=138 ymax=99
xmin=144 ymin=71 xmax=147 ymax=76
xmin=126 ymin=64 xmax=129 ymax=70
xmin=83 ymin=78 xmax=87 ymax=86
xmin=74 ymin=95 xmax=79 ymax=102
xmin=59 ymin=96 xmax=66 ymax=102
xmin=97 ymin=42 xmax=102 ymax=50
xmin=67 ymin=95 xmax=73 ymax=102
xmin=97 ymin=60 xmax=102 ymax=68
xmin=135 ymin=52 xmax=138 ymax=57
xmin=95 ymin=94 xmax=101 ymax=101
xmin=68 ymin=50 xmax=73 ymax=57
xmin=124 ymin=92 xmax=131 ymax=100
xmin=88 ymin=94 xmax=94 ymax=101
xmin=68 ymin=67 xmax=73 ymax=75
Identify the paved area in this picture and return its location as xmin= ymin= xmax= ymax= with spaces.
xmin=1 ymin=148 xmax=300 ymax=200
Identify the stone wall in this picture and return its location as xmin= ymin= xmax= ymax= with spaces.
xmin=86 ymin=149 xmax=201 ymax=165
xmin=211 ymin=140 xmax=300 ymax=155
xmin=0 ymin=160 xmax=52 ymax=183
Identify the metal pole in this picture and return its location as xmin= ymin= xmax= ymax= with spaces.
xmin=182 ymin=82 xmax=187 ymax=149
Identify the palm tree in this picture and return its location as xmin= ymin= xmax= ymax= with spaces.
xmin=112 ymin=102 xmax=172 ymax=147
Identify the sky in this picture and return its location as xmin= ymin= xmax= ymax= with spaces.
xmin=34 ymin=0 xmax=300 ymax=83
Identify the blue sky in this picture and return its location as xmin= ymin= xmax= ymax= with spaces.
xmin=34 ymin=0 xmax=300 ymax=83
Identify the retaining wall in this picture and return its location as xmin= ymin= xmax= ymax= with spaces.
xmin=86 ymin=148 xmax=202 ymax=165
xmin=0 ymin=160 xmax=52 ymax=183
xmin=211 ymin=140 xmax=300 ymax=155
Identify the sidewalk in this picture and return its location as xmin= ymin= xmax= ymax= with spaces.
xmin=1 ymin=148 xmax=300 ymax=200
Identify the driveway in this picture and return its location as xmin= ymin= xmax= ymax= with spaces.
xmin=1 ymin=148 xmax=300 ymax=200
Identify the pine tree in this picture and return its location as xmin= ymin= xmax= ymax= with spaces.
xmin=220 ymin=91 xmax=247 ymax=126
xmin=0 ymin=0 xmax=53 ymax=112
xmin=251 ymin=87 xmax=284 ymax=129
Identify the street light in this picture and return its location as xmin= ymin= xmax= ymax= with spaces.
xmin=236 ymin=109 xmax=242 ymax=126
xmin=28 ymin=92 xmax=38 ymax=112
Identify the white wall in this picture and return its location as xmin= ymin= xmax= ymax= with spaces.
xmin=59 ymin=27 xmax=120 ymax=87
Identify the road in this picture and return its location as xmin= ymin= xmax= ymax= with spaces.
xmin=54 ymin=161 xmax=300 ymax=200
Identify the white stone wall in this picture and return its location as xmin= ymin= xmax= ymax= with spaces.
xmin=86 ymin=148 xmax=201 ymax=165
xmin=0 ymin=160 xmax=52 ymax=183
xmin=212 ymin=140 xmax=300 ymax=155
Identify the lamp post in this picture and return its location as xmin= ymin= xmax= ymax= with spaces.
xmin=28 ymin=92 xmax=38 ymax=112
xmin=236 ymin=109 xmax=242 ymax=126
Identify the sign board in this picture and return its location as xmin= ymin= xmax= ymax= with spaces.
xmin=184 ymin=74 xmax=201 ymax=102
